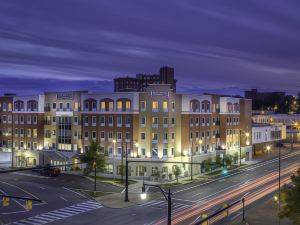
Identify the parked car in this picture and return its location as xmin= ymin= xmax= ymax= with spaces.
xmin=31 ymin=165 xmax=43 ymax=173
xmin=39 ymin=164 xmax=61 ymax=177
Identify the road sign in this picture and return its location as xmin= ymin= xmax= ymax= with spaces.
xmin=25 ymin=200 xmax=33 ymax=211
xmin=3 ymin=197 xmax=9 ymax=207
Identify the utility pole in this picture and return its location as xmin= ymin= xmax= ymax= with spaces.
xmin=125 ymin=141 xmax=129 ymax=202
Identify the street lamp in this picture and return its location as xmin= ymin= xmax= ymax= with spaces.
xmin=221 ymin=145 xmax=226 ymax=168
xmin=112 ymin=139 xmax=116 ymax=179
xmin=141 ymin=183 xmax=172 ymax=225
xmin=266 ymin=145 xmax=271 ymax=156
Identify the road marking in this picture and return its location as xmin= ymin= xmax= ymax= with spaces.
xmin=62 ymin=187 xmax=91 ymax=200
xmin=139 ymin=200 xmax=190 ymax=212
xmin=12 ymin=172 xmax=49 ymax=179
xmin=60 ymin=196 xmax=68 ymax=202
xmin=9 ymin=200 xmax=103 ymax=225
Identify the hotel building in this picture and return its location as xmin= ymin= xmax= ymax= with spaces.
xmin=0 ymin=68 xmax=253 ymax=178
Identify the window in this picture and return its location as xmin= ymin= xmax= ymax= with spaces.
xmin=141 ymin=117 xmax=146 ymax=126
xmin=66 ymin=103 xmax=70 ymax=110
xmin=117 ymin=116 xmax=122 ymax=126
xmin=196 ymin=131 xmax=199 ymax=139
xmin=84 ymin=131 xmax=89 ymax=138
xmin=152 ymin=117 xmax=158 ymax=126
xmin=163 ymin=117 xmax=168 ymax=126
xmin=142 ymin=148 xmax=146 ymax=156
xmin=14 ymin=115 xmax=18 ymax=124
xmin=27 ymin=129 xmax=31 ymax=137
xmin=74 ymin=116 xmax=78 ymax=124
xmin=27 ymin=142 xmax=31 ymax=150
xmin=126 ymin=116 xmax=131 ymax=125
xmin=141 ymin=101 xmax=146 ymax=111
xmin=124 ymin=132 xmax=130 ymax=140
xmin=52 ymin=103 xmax=56 ymax=111
xmin=163 ymin=149 xmax=168 ymax=156
xmin=109 ymin=101 xmax=114 ymax=111
xmin=92 ymin=131 xmax=96 ymax=139
xmin=59 ymin=103 xmax=63 ymax=111
xmin=100 ymin=131 xmax=105 ymax=139
xmin=152 ymin=133 xmax=158 ymax=141
xmin=92 ymin=102 xmax=97 ymax=111
xmin=74 ymin=101 xmax=78 ymax=111
xmin=206 ymin=118 xmax=210 ymax=125
xmin=52 ymin=116 xmax=56 ymax=124
xmin=33 ymin=129 xmax=37 ymax=138
xmin=141 ymin=133 xmax=146 ymax=140
xmin=100 ymin=101 xmax=105 ymax=111
xmin=163 ymin=101 xmax=168 ymax=112
xmin=195 ymin=117 xmax=199 ymax=125
xmin=171 ymin=148 xmax=174 ymax=156
xmin=190 ymin=117 xmax=194 ymax=126
xmin=117 ymin=132 xmax=122 ymax=140
xmin=171 ymin=118 xmax=175 ymax=125
xmin=27 ymin=115 xmax=31 ymax=124
xmin=164 ymin=133 xmax=168 ymax=140
xmin=117 ymin=101 xmax=122 ymax=111
xmin=84 ymin=116 xmax=89 ymax=125
xmin=20 ymin=115 xmax=24 ymax=124
xmin=92 ymin=116 xmax=96 ymax=125
xmin=171 ymin=101 xmax=175 ymax=111
xmin=99 ymin=116 xmax=105 ymax=125
xmin=152 ymin=101 xmax=158 ymax=111
xmin=33 ymin=116 xmax=37 ymax=124
xmin=190 ymin=132 xmax=193 ymax=139
xmin=108 ymin=132 xmax=113 ymax=139
xmin=125 ymin=101 xmax=131 ymax=111
xmin=108 ymin=116 xmax=113 ymax=125
xmin=74 ymin=130 xmax=78 ymax=138
xmin=171 ymin=132 xmax=175 ymax=140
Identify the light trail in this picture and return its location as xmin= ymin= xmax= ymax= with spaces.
xmin=153 ymin=163 xmax=299 ymax=225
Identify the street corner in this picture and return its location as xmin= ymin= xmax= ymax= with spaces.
xmin=94 ymin=191 xmax=161 ymax=209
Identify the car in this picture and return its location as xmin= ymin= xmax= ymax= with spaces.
xmin=31 ymin=165 xmax=43 ymax=173
xmin=39 ymin=165 xmax=61 ymax=177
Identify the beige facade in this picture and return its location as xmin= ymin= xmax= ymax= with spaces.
xmin=0 ymin=84 xmax=252 ymax=178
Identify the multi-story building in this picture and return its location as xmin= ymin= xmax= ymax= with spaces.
xmin=253 ymin=113 xmax=300 ymax=143
xmin=114 ymin=66 xmax=177 ymax=93
xmin=0 ymin=80 xmax=252 ymax=179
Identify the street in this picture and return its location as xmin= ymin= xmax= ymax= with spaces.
xmin=1 ymin=150 xmax=300 ymax=225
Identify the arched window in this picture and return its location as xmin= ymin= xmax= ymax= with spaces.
xmin=190 ymin=99 xmax=200 ymax=112
xmin=116 ymin=98 xmax=131 ymax=112
xmin=27 ymin=100 xmax=38 ymax=111
xmin=83 ymin=98 xmax=97 ymax=112
xmin=14 ymin=100 xmax=24 ymax=111
xmin=100 ymin=98 xmax=114 ymax=112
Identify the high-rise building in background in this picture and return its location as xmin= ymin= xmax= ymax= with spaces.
xmin=114 ymin=66 xmax=177 ymax=92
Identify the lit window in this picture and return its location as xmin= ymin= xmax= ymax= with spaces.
xmin=163 ymin=101 xmax=168 ymax=111
xmin=101 ymin=101 xmax=105 ymax=110
xmin=152 ymin=101 xmax=158 ymax=111
xmin=126 ymin=101 xmax=131 ymax=110
xmin=117 ymin=101 xmax=122 ymax=111
xmin=74 ymin=102 xmax=78 ymax=110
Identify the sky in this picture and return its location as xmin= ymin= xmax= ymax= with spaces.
xmin=0 ymin=0 xmax=300 ymax=96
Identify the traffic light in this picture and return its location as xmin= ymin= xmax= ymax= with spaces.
xmin=222 ymin=168 xmax=228 ymax=176
xmin=25 ymin=200 xmax=33 ymax=211
xmin=3 ymin=197 xmax=9 ymax=207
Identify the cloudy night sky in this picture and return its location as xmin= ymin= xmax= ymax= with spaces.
xmin=0 ymin=0 xmax=300 ymax=96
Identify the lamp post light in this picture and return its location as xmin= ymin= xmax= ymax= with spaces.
xmin=266 ymin=145 xmax=271 ymax=156
xmin=112 ymin=139 xmax=116 ymax=179
xmin=141 ymin=183 xmax=172 ymax=225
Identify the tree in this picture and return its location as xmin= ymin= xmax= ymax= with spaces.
xmin=279 ymin=167 xmax=300 ymax=224
xmin=173 ymin=165 xmax=182 ymax=183
xmin=233 ymin=152 xmax=239 ymax=164
xmin=79 ymin=141 xmax=106 ymax=175
xmin=215 ymin=155 xmax=222 ymax=167
xmin=225 ymin=155 xmax=233 ymax=167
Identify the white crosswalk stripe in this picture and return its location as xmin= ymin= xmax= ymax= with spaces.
xmin=8 ymin=200 xmax=103 ymax=225
xmin=139 ymin=200 xmax=190 ymax=212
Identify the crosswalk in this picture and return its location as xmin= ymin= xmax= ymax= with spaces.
xmin=9 ymin=200 xmax=103 ymax=225
xmin=139 ymin=200 xmax=190 ymax=212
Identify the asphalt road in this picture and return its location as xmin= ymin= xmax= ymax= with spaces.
xmin=1 ymin=149 xmax=300 ymax=225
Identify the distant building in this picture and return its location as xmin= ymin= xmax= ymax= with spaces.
xmin=245 ymin=89 xmax=286 ymax=110
xmin=114 ymin=66 xmax=177 ymax=93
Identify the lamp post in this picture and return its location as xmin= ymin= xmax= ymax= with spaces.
xmin=112 ymin=139 xmax=116 ymax=179
xmin=125 ymin=141 xmax=129 ymax=202
xmin=190 ymin=141 xmax=193 ymax=181
xmin=141 ymin=183 xmax=172 ymax=225
xmin=222 ymin=145 xmax=226 ymax=168
xmin=121 ymin=138 xmax=124 ymax=184
xmin=266 ymin=145 xmax=271 ymax=157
